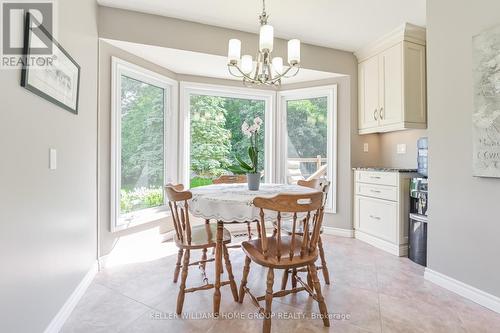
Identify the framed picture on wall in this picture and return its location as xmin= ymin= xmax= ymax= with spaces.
xmin=472 ymin=24 xmax=500 ymax=177
xmin=21 ymin=12 xmax=81 ymax=114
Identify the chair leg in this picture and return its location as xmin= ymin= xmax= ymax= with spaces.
xmin=246 ymin=222 xmax=252 ymax=240
xmin=173 ymin=249 xmax=183 ymax=283
xmin=318 ymin=236 xmax=330 ymax=285
xmin=307 ymin=266 xmax=314 ymax=289
xmin=280 ymin=268 xmax=289 ymax=290
xmin=263 ymin=268 xmax=274 ymax=333
xmin=291 ymin=268 xmax=297 ymax=288
xmin=309 ymin=264 xmax=330 ymax=327
xmin=201 ymin=248 xmax=208 ymax=270
xmin=176 ymin=249 xmax=190 ymax=315
xmin=238 ymin=256 xmax=251 ymax=303
xmin=223 ymin=245 xmax=239 ymax=302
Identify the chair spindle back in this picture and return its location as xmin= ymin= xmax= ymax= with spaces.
xmin=253 ymin=192 xmax=323 ymax=261
xmin=165 ymin=184 xmax=193 ymax=245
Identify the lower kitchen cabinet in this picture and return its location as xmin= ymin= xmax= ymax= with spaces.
xmin=354 ymin=169 xmax=417 ymax=256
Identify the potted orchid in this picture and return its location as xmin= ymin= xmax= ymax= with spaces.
xmin=227 ymin=117 xmax=263 ymax=190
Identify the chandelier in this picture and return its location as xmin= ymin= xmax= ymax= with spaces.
xmin=227 ymin=0 xmax=301 ymax=87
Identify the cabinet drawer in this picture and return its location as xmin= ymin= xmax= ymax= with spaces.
xmin=356 ymin=171 xmax=398 ymax=186
xmin=356 ymin=196 xmax=397 ymax=242
xmin=356 ymin=183 xmax=398 ymax=201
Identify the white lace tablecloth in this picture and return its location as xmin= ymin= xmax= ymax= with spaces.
xmin=188 ymin=183 xmax=318 ymax=222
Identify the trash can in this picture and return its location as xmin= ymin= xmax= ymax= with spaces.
xmin=408 ymin=213 xmax=428 ymax=266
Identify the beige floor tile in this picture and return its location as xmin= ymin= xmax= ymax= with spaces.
xmin=62 ymin=235 xmax=500 ymax=333
xmin=61 ymin=283 xmax=151 ymax=333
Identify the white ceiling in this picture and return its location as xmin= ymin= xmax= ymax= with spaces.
xmin=104 ymin=39 xmax=344 ymax=84
xmin=97 ymin=0 xmax=426 ymax=51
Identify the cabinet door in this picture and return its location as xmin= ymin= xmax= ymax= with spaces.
xmin=355 ymin=195 xmax=398 ymax=243
xmin=358 ymin=56 xmax=380 ymax=130
xmin=403 ymin=42 xmax=427 ymax=124
xmin=379 ymin=43 xmax=403 ymax=126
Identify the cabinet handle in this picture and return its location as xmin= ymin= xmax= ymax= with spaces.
xmin=373 ymin=109 xmax=378 ymax=121
xmin=370 ymin=189 xmax=381 ymax=193
xmin=370 ymin=176 xmax=381 ymax=179
xmin=379 ymin=107 xmax=384 ymax=119
xmin=369 ymin=215 xmax=381 ymax=221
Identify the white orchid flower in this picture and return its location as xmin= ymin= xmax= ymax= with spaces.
xmin=254 ymin=116 xmax=263 ymax=126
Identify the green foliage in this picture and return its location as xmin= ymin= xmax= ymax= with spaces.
xmin=120 ymin=76 xmax=164 ymax=191
xmin=190 ymin=95 xmax=265 ymax=179
xmin=190 ymin=95 xmax=232 ymax=177
xmin=190 ymin=177 xmax=214 ymax=188
xmin=286 ymin=97 xmax=328 ymax=158
xmin=120 ymin=187 xmax=163 ymax=214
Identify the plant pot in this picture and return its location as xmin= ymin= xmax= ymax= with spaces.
xmin=246 ymin=173 xmax=261 ymax=191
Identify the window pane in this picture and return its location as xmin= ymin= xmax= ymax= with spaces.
xmin=190 ymin=94 xmax=265 ymax=188
xmin=120 ymin=75 xmax=165 ymax=217
xmin=286 ymin=97 xmax=328 ymax=184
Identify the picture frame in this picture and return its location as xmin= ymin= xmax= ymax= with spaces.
xmin=21 ymin=12 xmax=81 ymax=114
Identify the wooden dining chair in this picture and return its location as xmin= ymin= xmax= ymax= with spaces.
xmin=284 ymin=179 xmax=331 ymax=290
xmin=212 ymin=174 xmax=255 ymax=241
xmin=165 ymin=184 xmax=239 ymax=315
xmin=238 ymin=192 xmax=330 ymax=333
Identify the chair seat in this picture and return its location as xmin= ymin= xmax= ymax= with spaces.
xmin=279 ymin=219 xmax=324 ymax=236
xmin=242 ymin=236 xmax=318 ymax=269
xmin=175 ymin=224 xmax=231 ymax=249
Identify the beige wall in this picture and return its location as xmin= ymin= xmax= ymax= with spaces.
xmin=0 ymin=0 xmax=98 ymax=331
xmin=427 ymin=0 xmax=500 ymax=297
xmin=97 ymin=7 xmax=356 ymax=75
xmin=379 ymin=129 xmax=427 ymax=169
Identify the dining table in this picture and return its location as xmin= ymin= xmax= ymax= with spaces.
xmin=188 ymin=182 xmax=319 ymax=315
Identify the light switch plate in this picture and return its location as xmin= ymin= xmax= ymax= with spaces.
xmin=397 ymin=144 xmax=407 ymax=154
xmin=49 ymin=148 xmax=57 ymax=170
xmin=363 ymin=143 xmax=369 ymax=152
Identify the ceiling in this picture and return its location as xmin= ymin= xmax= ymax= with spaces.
xmin=104 ymin=39 xmax=344 ymax=84
xmin=97 ymin=0 xmax=426 ymax=51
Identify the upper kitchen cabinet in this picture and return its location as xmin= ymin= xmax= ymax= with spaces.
xmin=356 ymin=23 xmax=427 ymax=134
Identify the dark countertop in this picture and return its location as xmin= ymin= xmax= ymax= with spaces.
xmin=353 ymin=167 xmax=418 ymax=173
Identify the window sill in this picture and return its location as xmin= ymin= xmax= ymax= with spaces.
xmin=112 ymin=208 xmax=171 ymax=233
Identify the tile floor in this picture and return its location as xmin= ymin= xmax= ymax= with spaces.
xmin=62 ymin=234 xmax=500 ymax=332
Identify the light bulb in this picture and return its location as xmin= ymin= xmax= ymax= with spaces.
xmin=227 ymin=39 xmax=241 ymax=64
xmin=259 ymin=25 xmax=274 ymax=52
xmin=272 ymin=57 xmax=283 ymax=75
xmin=288 ymin=39 xmax=301 ymax=65
xmin=241 ymin=55 xmax=253 ymax=74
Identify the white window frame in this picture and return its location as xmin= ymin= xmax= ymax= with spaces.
xmin=110 ymin=57 xmax=178 ymax=232
xmin=179 ymin=81 xmax=276 ymax=187
xmin=277 ymin=85 xmax=338 ymax=213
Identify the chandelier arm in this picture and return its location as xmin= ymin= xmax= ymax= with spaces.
xmin=232 ymin=64 xmax=261 ymax=83
xmin=227 ymin=64 xmax=244 ymax=78
xmin=282 ymin=65 xmax=301 ymax=78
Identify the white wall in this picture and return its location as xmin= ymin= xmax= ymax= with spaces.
xmin=427 ymin=0 xmax=500 ymax=298
xmin=0 ymin=0 xmax=98 ymax=331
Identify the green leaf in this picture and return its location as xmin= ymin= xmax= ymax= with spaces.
xmin=236 ymin=156 xmax=253 ymax=171
xmin=226 ymin=165 xmax=247 ymax=175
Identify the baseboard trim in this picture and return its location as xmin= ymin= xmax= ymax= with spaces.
xmin=44 ymin=261 xmax=98 ymax=333
xmin=322 ymin=226 xmax=354 ymax=238
xmin=424 ymin=268 xmax=500 ymax=314
xmin=354 ymin=230 xmax=407 ymax=256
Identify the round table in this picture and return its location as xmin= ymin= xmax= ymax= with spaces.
xmin=189 ymin=183 xmax=318 ymax=222
xmin=188 ymin=183 xmax=319 ymax=315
